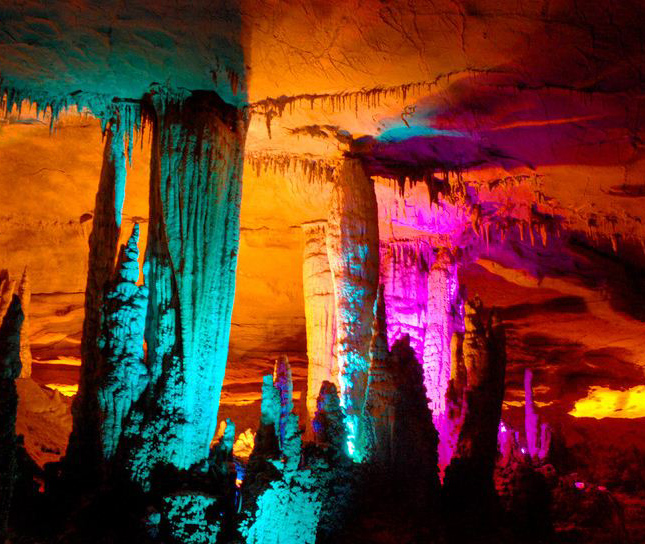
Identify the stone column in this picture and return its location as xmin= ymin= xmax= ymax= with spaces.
xmin=326 ymin=158 xmax=379 ymax=459
xmin=17 ymin=268 xmax=31 ymax=379
xmin=122 ymin=91 xmax=247 ymax=487
xmin=301 ymin=221 xmax=337 ymax=423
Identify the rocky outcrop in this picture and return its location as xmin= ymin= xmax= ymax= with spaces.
xmin=326 ymin=157 xmax=379 ymax=459
xmin=301 ymin=221 xmax=338 ymax=425
xmin=0 ymin=287 xmax=24 ymax=541
xmin=121 ymin=91 xmax=247 ymax=488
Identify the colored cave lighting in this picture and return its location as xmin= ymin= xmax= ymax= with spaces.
xmin=45 ymin=383 xmax=78 ymax=397
xmin=575 ymin=482 xmax=585 ymax=490
xmin=569 ymin=385 xmax=645 ymax=419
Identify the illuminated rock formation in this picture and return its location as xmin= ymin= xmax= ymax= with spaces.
xmin=364 ymin=285 xmax=397 ymax=464
xmin=443 ymin=297 xmax=507 ymax=535
xmin=273 ymin=355 xmax=294 ymax=449
xmin=379 ymin=239 xmax=433 ymax=361
xmin=524 ymin=368 xmax=551 ymax=463
xmin=67 ymin=115 xmax=128 ymax=479
xmin=326 ymin=157 xmax=379 ymax=458
xmin=0 ymin=289 xmax=24 ymax=540
xmin=96 ymin=224 xmax=148 ymax=461
xmin=17 ymin=268 xmax=32 ymax=379
xmin=122 ymin=91 xmax=247 ymax=487
xmin=312 ymin=381 xmax=348 ymax=459
xmin=301 ymin=221 xmax=338 ymax=424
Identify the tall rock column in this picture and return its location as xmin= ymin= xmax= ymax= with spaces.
xmin=301 ymin=220 xmax=337 ymax=423
xmin=123 ymin=91 xmax=247 ymax=487
xmin=326 ymin=158 xmax=379 ymax=460
xmin=0 ymin=288 xmax=24 ymax=541
xmin=66 ymin=117 xmax=127 ymax=479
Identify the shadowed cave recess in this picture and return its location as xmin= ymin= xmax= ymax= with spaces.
xmin=2 ymin=0 xmax=645 ymax=542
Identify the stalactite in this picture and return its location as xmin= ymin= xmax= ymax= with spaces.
xmin=121 ymin=90 xmax=247 ymax=489
xmin=17 ymin=268 xmax=31 ymax=379
xmin=301 ymin=221 xmax=338 ymax=426
xmin=326 ymin=157 xmax=380 ymax=460
xmin=0 ymin=291 xmax=23 ymax=541
xmin=245 ymin=152 xmax=338 ymax=186
xmin=96 ymin=224 xmax=148 ymax=461
xmin=66 ymin=115 xmax=126 ymax=483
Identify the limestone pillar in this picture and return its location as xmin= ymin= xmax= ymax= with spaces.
xmin=123 ymin=91 xmax=247 ymax=487
xmin=301 ymin=221 xmax=337 ymax=423
xmin=326 ymin=158 xmax=379 ymax=459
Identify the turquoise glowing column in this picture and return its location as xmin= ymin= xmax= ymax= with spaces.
xmin=326 ymin=158 xmax=379 ymax=460
xmin=123 ymin=91 xmax=247 ymax=486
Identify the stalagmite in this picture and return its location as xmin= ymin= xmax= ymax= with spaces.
xmin=524 ymin=368 xmax=551 ymax=462
xmin=273 ymin=355 xmax=294 ymax=449
xmin=301 ymin=221 xmax=338 ymax=424
xmin=96 ymin=225 xmax=148 ymax=461
xmin=312 ymin=381 xmax=348 ymax=458
xmin=67 ymin=116 xmax=127 ymax=479
xmin=326 ymin=157 xmax=379 ymax=459
xmin=443 ymin=297 xmax=507 ymax=535
xmin=122 ymin=90 xmax=247 ymax=488
xmin=17 ymin=268 xmax=31 ymax=379
xmin=364 ymin=285 xmax=397 ymax=464
xmin=0 ymin=290 xmax=24 ymax=541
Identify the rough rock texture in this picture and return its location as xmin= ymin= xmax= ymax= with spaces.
xmin=312 ymin=381 xmax=347 ymax=459
xmin=364 ymin=285 xmax=398 ymax=464
xmin=0 ymin=290 xmax=24 ymax=540
xmin=96 ymin=224 xmax=148 ymax=461
xmin=17 ymin=268 xmax=32 ymax=379
xmin=301 ymin=221 xmax=337 ymax=424
xmin=122 ymin=91 xmax=247 ymax=488
xmin=66 ymin=118 xmax=126 ymax=480
xmin=326 ymin=157 xmax=379 ymax=459
xmin=162 ymin=492 xmax=221 ymax=544
xmin=443 ymin=297 xmax=507 ymax=536
xmin=273 ymin=355 xmax=294 ymax=449
xmin=524 ymin=368 xmax=551 ymax=463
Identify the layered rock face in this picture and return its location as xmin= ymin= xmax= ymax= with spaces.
xmin=326 ymin=158 xmax=380 ymax=458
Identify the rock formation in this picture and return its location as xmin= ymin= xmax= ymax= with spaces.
xmin=0 ymin=285 xmax=24 ymax=541
xmin=67 ymin=115 xmax=128 ymax=481
xmin=364 ymin=285 xmax=398 ymax=464
xmin=17 ymin=268 xmax=32 ymax=379
xmin=96 ymin=224 xmax=148 ymax=461
xmin=442 ymin=297 xmax=507 ymax=536
xmin=121 ymin=91 xmax=247 ymax=488
xmin=524 ymin=368 xmax=552 ymax=463
xmin=326 ymin=157 xmax=379 ymax=459
xmin=273 ymin=355 xmax=294 ymax=449
xmin=301 ymin=221 xmax=338 ymax=424
xmin=312 ymin=381 xmax=348 ymax=459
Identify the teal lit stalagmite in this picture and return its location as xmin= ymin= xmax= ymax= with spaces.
xmin=67 ymin=116 xmax=127 ymax=481
xmin=326 ymin=157 xmax=379 ymax=460
xmin=123 ymin=91 xmax=247 ymax=487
